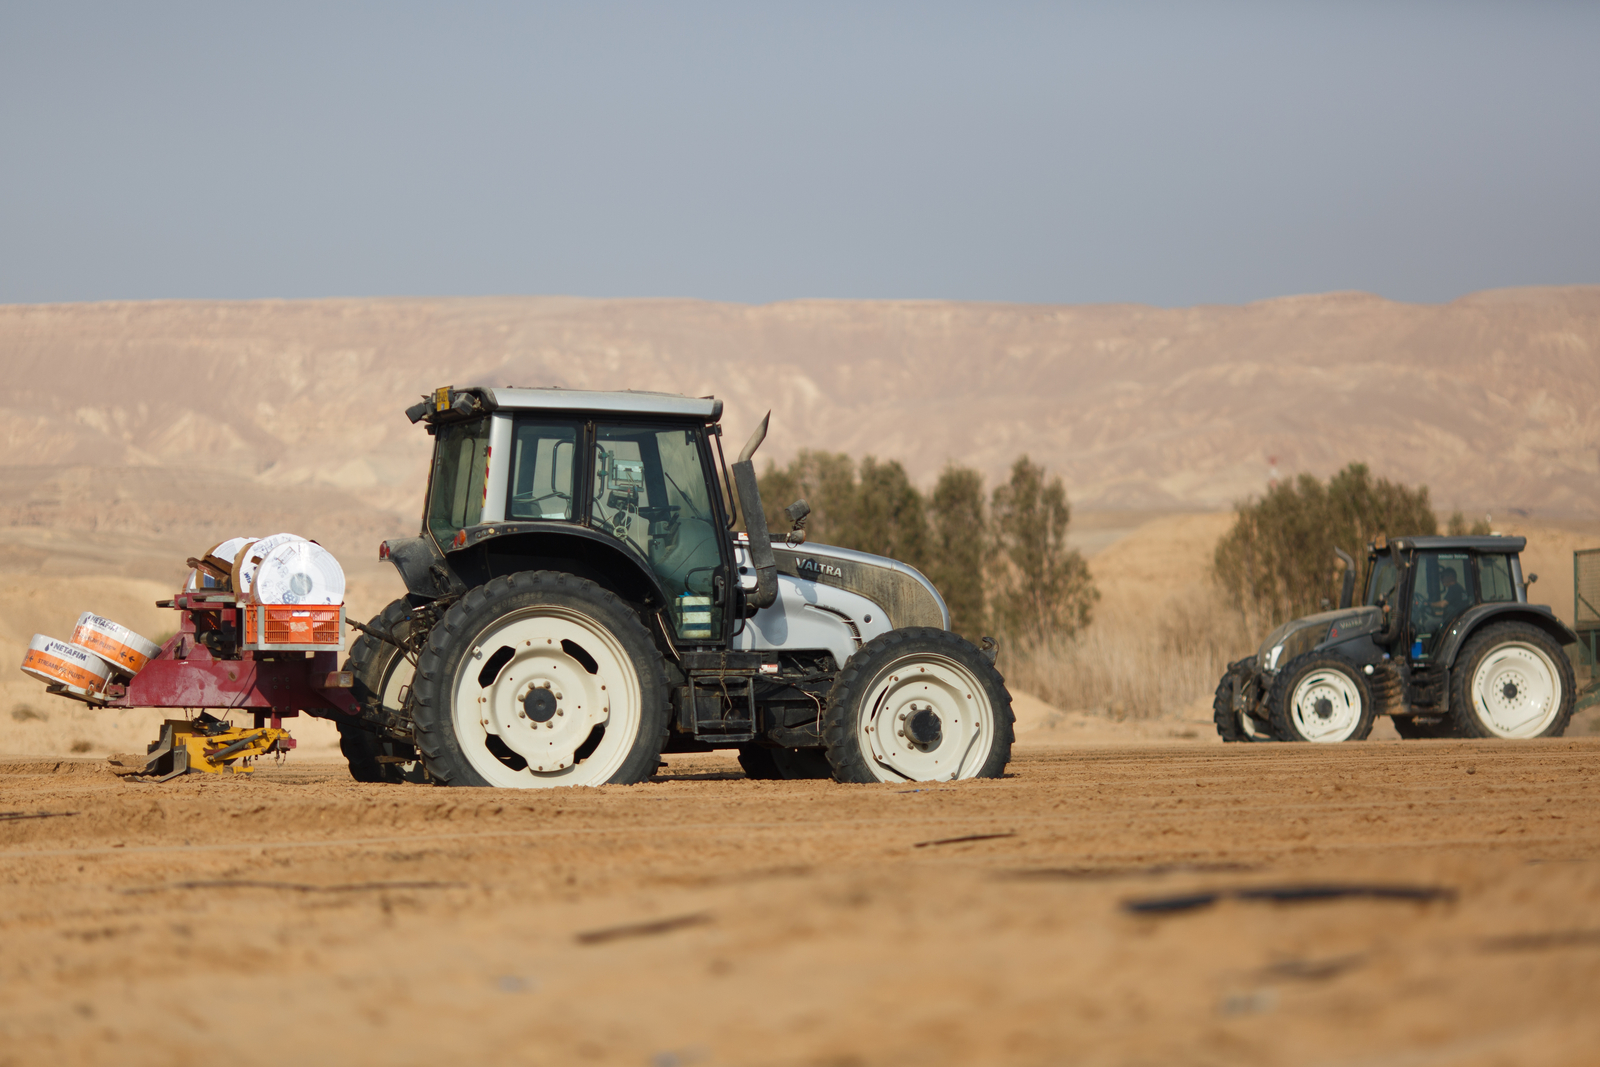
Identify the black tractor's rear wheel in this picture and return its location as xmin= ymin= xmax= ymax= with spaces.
xmin=1449 ymin=622 xmax=1575 ymax=739
xmin=824 ymin=627 xmax=1013 ymax=783
xmin=410 ymin=571 xmax=669 ymax=788
xmin=339 ymin=598 xmax=423 ymax=783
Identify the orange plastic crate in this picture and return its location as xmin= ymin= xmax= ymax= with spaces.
xmin=243 ymin=605 xmax=344 ymax=651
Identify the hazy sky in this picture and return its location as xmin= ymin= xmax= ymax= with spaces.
xmin=3 ymin=2 xmax=1597 ymax=307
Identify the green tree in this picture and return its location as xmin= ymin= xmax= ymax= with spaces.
xmin=927 ymin=464 xmax=988 ymax=639
xmin=757 ymin=450 xmax=857 ymax=543
xmin=851 ymin=457 xmax=930 ymax=570
xmin=989 ymin=456 xmax=1097 ymax=640
xmin=1214 ymin=462 xmax=1437 ymax=624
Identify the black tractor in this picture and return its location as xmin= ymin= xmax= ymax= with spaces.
xmin=1215 ymin=535 xmax=1577 ymax=742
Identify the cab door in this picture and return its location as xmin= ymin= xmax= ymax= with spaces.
xmin=588 ymin=422 xmax=732 ymax=644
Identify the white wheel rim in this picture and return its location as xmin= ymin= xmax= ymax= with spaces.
xmin=1470 ymin=641 xmax=1561 ymax=738
xmin=856 ymin=654 xmax=995 ymax=782
xmin=1289 ymin=668 xmax=1364 ymax=742
xmin=451 ymin=606 xmax=641 ymax=788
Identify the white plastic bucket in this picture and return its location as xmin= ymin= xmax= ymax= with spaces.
xmin=71 ymin=613 xmax=162 ymax=676
xmin=20 ymin=635 xmax=114 ymax=693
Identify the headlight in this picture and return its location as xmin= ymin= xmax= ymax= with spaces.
xmin=1264 ymin=644 xmax=1285 ymax=672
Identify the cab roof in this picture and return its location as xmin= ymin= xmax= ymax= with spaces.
xmin=482 ymin=386 xmax=722 ymax=421
xmin=1384 ymin=535 xmax=1527 ymax=553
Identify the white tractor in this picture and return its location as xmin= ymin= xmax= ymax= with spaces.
xmin=337 ymin=386 xmax=1014 ymax=788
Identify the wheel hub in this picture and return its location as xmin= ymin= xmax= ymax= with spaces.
xmin=903 ymin=705 xmax=943 ymax=749
xmin=1473 ymin=643 xmax=1558 ymax=737
xmin=523 ymin=686 xmax=558 ymax=723
xmin=861 ymin=659 xmax=988 ymax=781
xmin=1289 ymin=668 xmax=1363 ymax=742
xmin=453 ymin=609 xmax=629 ymax=779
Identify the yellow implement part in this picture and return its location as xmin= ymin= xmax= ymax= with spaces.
xmin=142 ymin=719 xmax=291 ymax=781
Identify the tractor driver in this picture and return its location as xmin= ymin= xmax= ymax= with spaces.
xmin=1431 ymin=568 xmax=1470 ymax=622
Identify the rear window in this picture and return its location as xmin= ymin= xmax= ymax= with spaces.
xmin=1478 ymin=554 xmax=1516 ymax=602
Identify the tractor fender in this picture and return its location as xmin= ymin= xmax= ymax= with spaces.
xmin=447 ymin=523 xmax=673 ymax=611
xmin=1433 ymin=603 xmax=1577 ymax=668
xmin=382 ymin=535 xmax=467 ymax=599
xmin=384 ymin=525 xmax=673 ymax=612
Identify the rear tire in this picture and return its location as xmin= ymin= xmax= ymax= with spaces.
xmin=1268 ymin=653 xmax=1374 ymax=743
xmin=339 ymin=598 xmax=423 ymax=783
xmin=1449 ymin=623 xmax=1574 ymax=739
xmin=824 ymin=627 xmax=1012 ymax=783
xmin=410 ymin=572 xmax=669 ymax=788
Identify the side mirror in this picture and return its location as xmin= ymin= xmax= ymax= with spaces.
xmin=1525 ymin=573 xmax=1539 ymax=587
xmin=1376 ymin=594 xmax=1402 ymax=646
xmin=783 ymin=500 xmax=811 ymax=546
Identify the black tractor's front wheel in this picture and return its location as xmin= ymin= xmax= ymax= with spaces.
xmin=1267 ymin=653 xmax=1375 ymax=743
xmin=410 ymin=572 xmax=670 ymax=788
xmin=824 ymin=627 xmax=1013 ymax=783
xmin=1213 ymin=658 xmax=1274 ymax=742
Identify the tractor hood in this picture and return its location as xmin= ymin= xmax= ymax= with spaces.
xmin=772 ymin=542 xmax=949 ymax=630
xmin=1256 ymin=606 xmax=1382 ymax=673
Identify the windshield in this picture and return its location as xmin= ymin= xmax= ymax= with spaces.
xmin=426 ymin=418 xmax=490 ymax=547
xmin=591 ymin=424 xmax=724 ymax=640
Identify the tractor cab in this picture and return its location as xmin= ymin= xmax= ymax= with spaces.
xmin=1365 ymin=535 xmax=1531 ymax=665
xmin=394 ymin=385 xmax=743 ymax=645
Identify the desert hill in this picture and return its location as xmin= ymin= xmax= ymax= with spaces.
xmin=1 ymin=286 xmax=1597 ymax=534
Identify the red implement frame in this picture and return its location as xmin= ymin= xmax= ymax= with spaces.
xmin=102 ymin=592 xmax=359 ymax=727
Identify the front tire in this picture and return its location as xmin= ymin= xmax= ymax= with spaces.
xmin=1213 ymin=658 xmax=1274 ymax=742
xmin=1449 ymin=623 xmax=1574 ymax=739
xmin=410 ymin=572 xmax=669 ymax=788
xmin=1268 ymin=653 xmax=1374 ymax=743
xmin=824 ymin=628 xmax=1013 ymax=783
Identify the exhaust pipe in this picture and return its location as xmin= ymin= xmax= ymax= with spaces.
xmin=731 ymin=413 xmax=778 ymax=610
xmin=1334 ymin=547 xmax=1356 ymax=610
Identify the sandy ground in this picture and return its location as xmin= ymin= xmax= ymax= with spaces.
xmin=3 ymin=736 xmax=1599 ymax=1067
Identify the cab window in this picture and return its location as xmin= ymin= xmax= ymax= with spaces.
xmin=1366 ymin=556 xmax=1398 ymax=606
xmin=507 ymin=422 xmax=577 ymax=521
xmin=591 ymin=425 xmax=724 ymax=641
xmin=426 ymin=418 xmax=490 ymax=548
xmin=1412 ymin=551 xmax=1475 ymax=656
xmin=1478 ymin=554 xmax=1516 ymax=603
